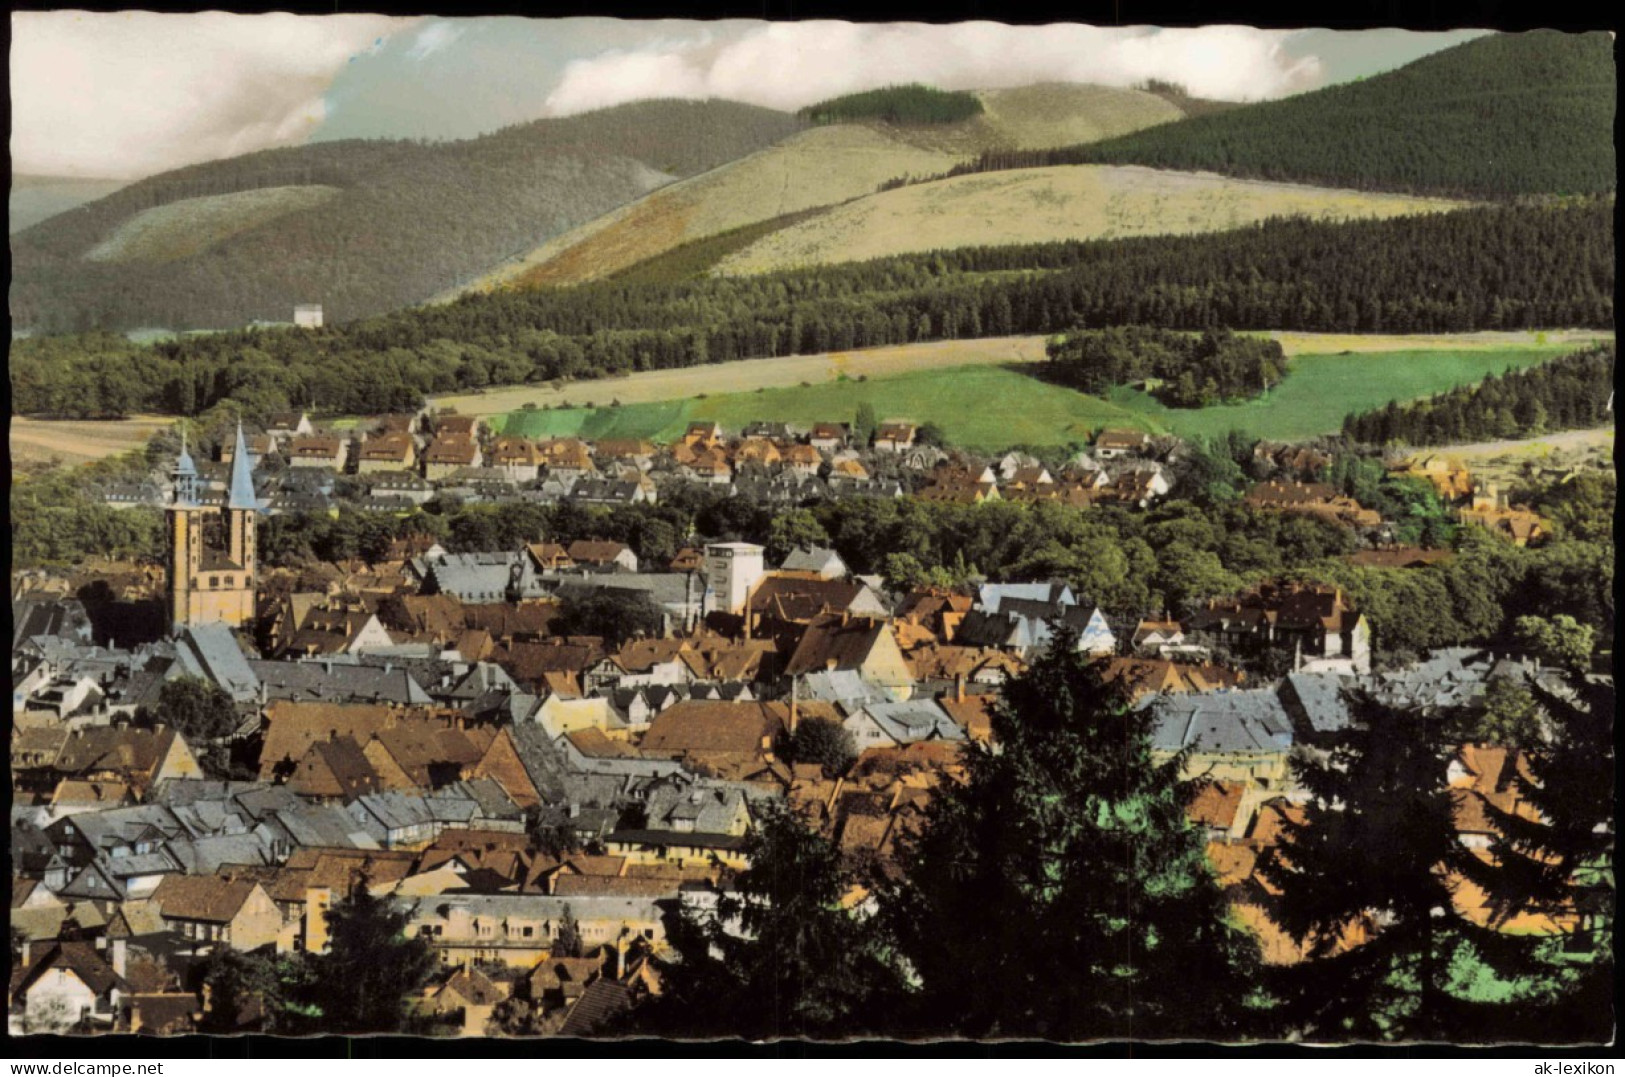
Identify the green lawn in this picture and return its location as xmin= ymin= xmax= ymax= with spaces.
xmin=1110 ymin=346 xmax=1573 ymax=442
xmin=492 ymin=346 xmax=1574 ymax=450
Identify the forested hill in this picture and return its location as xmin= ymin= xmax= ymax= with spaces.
xmin=10 ymin=199 xmax=1611 ymax=420
xmin=9 ymin=99 xmax=803 ymax=334
xmin=974 ymin=31 xmax=1616 ymax=199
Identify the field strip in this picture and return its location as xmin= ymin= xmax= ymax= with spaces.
xmin=1266 ymin=329 xmax=1611 ymax=356
xmin=10 ymin=414 xmax=173 ymax=468
xmin=433 ymin=329 xmax=1611 ymax=419
xmin=433 ymin=336 xmax=1050 ymax=418
xmin=1413 ymin=427 xmax=1615 ymax=460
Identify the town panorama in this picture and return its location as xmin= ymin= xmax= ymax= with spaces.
xmin=7 ymin=14 xmax=1616 ymax=1048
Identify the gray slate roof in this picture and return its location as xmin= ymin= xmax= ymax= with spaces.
xmin=780 ymin=547 xmax=847 ymax=577
xmin=797 ymin=669 xmax=893 ymax=709
xmin=428 ymin=552 xmax=550 ymax=602
xmin=175 ymin=623 xmax=261 ymax=702
xmin=164 ymin=832 xmax=275 ymax=875
xmin=258 ymin=804 xmax=381 ymax=850
xmin=977 ymin=581 xmax=1074 ymax=613
xmin=643 ymin=781 xmax=748 ymax=835
xmin=249 ymin=658 xmax=432 ymax=705
xmin=1279 ymin=672 xmax=1356 ymax=735
xmin=859 ymin=700 xmax=967 ymax=744
xmin=12 ymin=597 xmax=92 ymax=650
xmin=1143 ymin=689 xmax=1295 ymax=754
xmin=54 ymin=804 xmax=190 ymax=852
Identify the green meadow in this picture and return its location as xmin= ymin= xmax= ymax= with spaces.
xmin=492 ymin=346 xmax=1574 ymax=451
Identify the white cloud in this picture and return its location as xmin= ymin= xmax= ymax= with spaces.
xmin=542 ymin=21 xmax=1324 ymax=118
xmin=9 ymin=11 xmax=417 ymax=178
xmin=406 ymin=21 xmax=463 ymax=62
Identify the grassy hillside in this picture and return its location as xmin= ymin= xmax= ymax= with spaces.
xmin=10 ymin=99 xmax=803 ymax=332
xmin=1050 ymin=31 xmax=1616 ymax=198
xmin=467 ymin=125 xmax=964 ymax=292
xmin=85 ymin=186 xmax=342 ymax=264
xmin=887 ymin=84 xmax=1186 ymax=156
xmin=713 ymin=164 xmax=1464 ymax=276
xmin=474 ymin=83 xmax=1186 ymax=292
xmin=492 ymin=344 xmax=1577 ymax=449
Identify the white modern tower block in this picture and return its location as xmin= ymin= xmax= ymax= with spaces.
xmin=705 ymin=542 xmax=766 ymax=615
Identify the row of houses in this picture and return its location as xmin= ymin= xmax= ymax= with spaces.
xmin=97 ymin=411 xmax=1183 ymax=520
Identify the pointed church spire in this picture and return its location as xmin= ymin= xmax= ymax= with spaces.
xmin=172 ymin=428 xmax=199 ymax=506
xmin=227 ymin=422 xmax=261 ymax=512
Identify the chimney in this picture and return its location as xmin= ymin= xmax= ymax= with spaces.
xmin=955 ymin=672 xmax=966 ymax=704
xmin=20 ymin=938 xmax=30 ymax=967
xmin=789 ymin=677 xmax=800 ymax=735
xmin=111 ymin=937 xmax=127 ymax=978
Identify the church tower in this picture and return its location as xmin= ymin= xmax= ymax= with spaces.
xmin=167 ymin=423 xmax=261 ymax=631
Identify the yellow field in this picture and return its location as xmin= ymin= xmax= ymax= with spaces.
xmin=713 ymin=165 xmax=1468 ymax=276
xmin=85 ymin=185 xmax=341 ymax=264
xmin=1265 ymin=330 xmax=1612 ymax=355
xmin=10 ymin=415 xmax=172 ymax=468
xmin=444 ymin=83 xmax=1188 ymax=295
xmin=430 ymin=330 xmax=1609 ymax=419
xmin=433 ymin=336 xmax=1047 ymax=417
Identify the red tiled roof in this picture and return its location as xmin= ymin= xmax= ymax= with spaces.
xmin=1187 ymin=780 xmax=1247 ymax=831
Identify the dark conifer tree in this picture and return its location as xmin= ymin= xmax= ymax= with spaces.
xmin=1263 ymin=683 xmax=1614 ymax=1044
xmin=629 ymin=799 xmax=909 ymax=1040
xmin=887 ymin=628 xmax=1264 ymax=1040
xmin=1449 ymin=678 xmax=1615 ymax=1043
xmin=1260 ymin=693 xmax=1467 ymax=1041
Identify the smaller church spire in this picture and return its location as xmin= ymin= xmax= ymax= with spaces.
xmin=227 ymin=422 xmax=262 ymax=512
xmin=172 ymin=428 xmax=199 ymax=506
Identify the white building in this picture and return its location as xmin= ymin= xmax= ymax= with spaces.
xmin=705 ymin=543 xmax=766 ymax=615
xmin=294 ymin=304 xmax=324 ymax=329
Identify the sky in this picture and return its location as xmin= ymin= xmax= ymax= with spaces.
xmin=9 ymin=14 xmax=1493 ymax=181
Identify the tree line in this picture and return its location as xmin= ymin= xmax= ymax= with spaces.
xmin=1342 ymin=343 xmax=1615 ymax=446
xmin=1045 ymin=325 xmax=1287 ymax=406
xmin=10 ymin=200 xmax=1613 ymax=421
xmin=798 ymin=84 xmax=983 ymax=126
